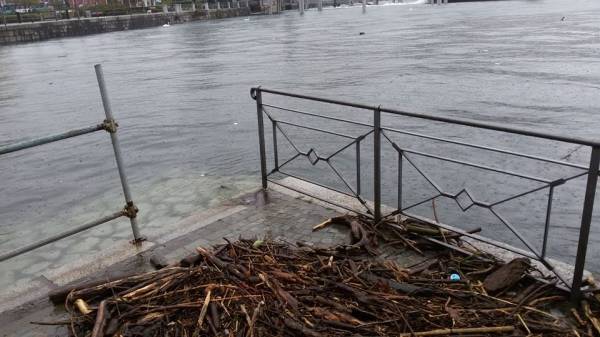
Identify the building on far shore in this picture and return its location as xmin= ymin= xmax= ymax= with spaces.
xmin=68 ymin=0 xmax=108 ymax=7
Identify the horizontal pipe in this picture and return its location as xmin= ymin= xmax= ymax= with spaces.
xmin=400 ymin=147 xmax=552 ymax=183
xmin=0 ymin=211 xmax=124 ymax=263
xmin=262 ymin=103 xmax=372 ymax=127
xmin=382 ymin=126 xmax=589 ymax=170
xmin=275 ymin=119 xmax=356 ymax=139
xmin=0 ymin=124 xmax=104 ymax=156
xmin=256 ymin=88 xmax=378 ymax=110
xmin=254 ymin=87 xmax=600 ymax=147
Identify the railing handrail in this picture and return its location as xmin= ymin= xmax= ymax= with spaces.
xmin=252 ymin=87 xmax=600 ymax=147
xmin=252 ymin=86 xmax=599 ymax=303
xmin=0 ymin=124 xmax=105 ymax=156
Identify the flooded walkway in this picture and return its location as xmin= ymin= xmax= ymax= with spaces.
xmin=0 ymin=180 xmax=426 ymax=337
xmin=0 ymin=178 xmax=587 ymax=336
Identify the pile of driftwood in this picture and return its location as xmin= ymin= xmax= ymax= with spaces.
xmin=53 ymin=216 xmax=599 ymax=336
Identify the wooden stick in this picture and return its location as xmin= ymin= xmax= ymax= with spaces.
xmin=571 ymin=308 xmax=586 ymax=326
xmin=312 ymin=218 xmax=332 ymax=231
xmin=49 ymin=272 xmax=138 ymax=304
xmin=517 ymin=314 xmax=531 ymax=335
xmin=74 ymin=299 xmax=92 ymax=315
xmin=398 ymin=325 xmax=514 ymax=336
xmin=90 ymin=300 xmax=108 ymax=337
xmin=582 ymin=301 xmax=600 ymax=335
xmin=197 ymin=288 xmax=212 ymax=329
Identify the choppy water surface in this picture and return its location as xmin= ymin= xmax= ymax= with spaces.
xmin=1 ymin=0 xmax=600 ymax=287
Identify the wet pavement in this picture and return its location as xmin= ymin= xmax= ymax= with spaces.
xmin=0 ymin=181 xmax=430 ymax=337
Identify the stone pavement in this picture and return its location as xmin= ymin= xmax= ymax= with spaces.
xmin=150 ymin=188 xmax=351 ymax=266
xmin=0 ymin=181 xmax=429 ymax=337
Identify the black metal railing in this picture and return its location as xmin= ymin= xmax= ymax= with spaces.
xmin=251 ymin=86 xmax=600 ymax=301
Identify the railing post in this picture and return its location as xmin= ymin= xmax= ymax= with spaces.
xmin=571 ymin=146 xmax=600 ymax=302
xmin=94 ymin=64 xmax=143 ymax=243
xmin=541 ymin=186 xmax=555 ymax=258
xmin=272 ymin=120 xmax=278 ymax=171
xmin=373 ymin=106 xmax=382 ymax=222
xmin=356 ymin=140 xmax=361 ymax=196
xmin=255 ymin=88 xmax=268 ymax=189
xmin=398 ymin=150 xmax=403 ymax=211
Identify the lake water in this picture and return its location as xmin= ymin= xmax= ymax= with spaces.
xmin=1 ymin=0 xmax=600 ymax=288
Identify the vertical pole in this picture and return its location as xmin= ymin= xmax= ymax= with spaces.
xmin=272 ymin=120 xmax=278 ymax=171
xmin=541 ymin=186 xmax=554 ymax=258
xmin=356 ymin=140 xmax=361 ymax=195
xmin=398 ymin=150 xmax=403 ymax=211
xmin=362 ymin=0 xmax=366 ymax=13
xmin=373 ymin=107 xmax=381 ymax=222
xmin=318 ymin=0 xmax=322 ymax=11
xmin=255 ymin=88 xmax=268 ymax=189
xmin=299 ymin=0 xmax=304 ymax=14
xmin=94 ymin=64 xmax=142 ymax=242
xmin=571 ymin=146 xmax=600 ymax=302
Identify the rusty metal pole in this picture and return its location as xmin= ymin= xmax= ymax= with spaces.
xmin=94 ymin=64 xmax=142 ymax=242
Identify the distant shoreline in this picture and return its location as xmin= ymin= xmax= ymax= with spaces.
xmin=0 ymin=8 xmax=252 ymax=45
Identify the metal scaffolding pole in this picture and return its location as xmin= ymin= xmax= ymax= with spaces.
xmin=0 ymin=125 xmax=104 ymax=156
xmin=0 ymin=211 xmax=125 ymax=262
xmin=94 ymin=64 xmax=143 ymax=242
